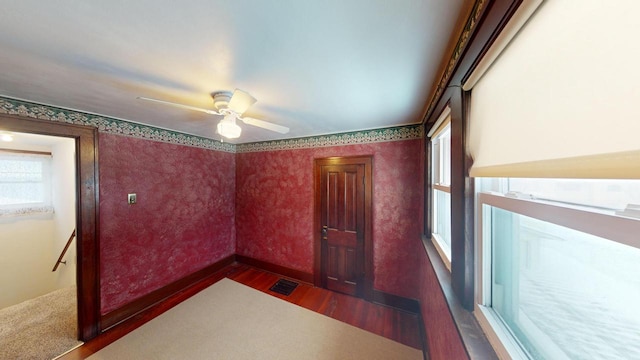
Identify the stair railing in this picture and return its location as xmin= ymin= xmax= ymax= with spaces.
xmin=52 ymin=229 xmax=76 ymax=272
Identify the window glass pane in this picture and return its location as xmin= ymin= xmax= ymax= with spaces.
xmin=431 ymin=123 xmax=451 ymax=186
xmin=432 ymin=137 xmax=441 ymax=184
xmin=442 ymin=127 xmax=451 ymax=186
xmin=508 ymin=178 xmax=640 ymax=210
xmin=0 ymin=182 xmax=45 ymax=205
xmin=433 ymin=189 xmax=451 ymax=255
xmin=0 ymin=154 xmax=52 ymax=215
xmin=476 ymin=177 xmax=509 ymax=193
xmin=431 ymin=119 xmax=451 ymax=263
xmin=490 ymin=206 xmax=640 ymax=359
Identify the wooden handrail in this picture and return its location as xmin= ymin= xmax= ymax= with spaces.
xmin=52 ymin=229 xmax=76 ymax=272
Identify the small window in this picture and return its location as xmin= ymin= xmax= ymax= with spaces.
xmin=430 ymin=110 xmax=451 ymax=267
xmin=0 ymin=151 xmax=53 ymax=216
xmin=476 ymin=178 xmax=640 ymax=359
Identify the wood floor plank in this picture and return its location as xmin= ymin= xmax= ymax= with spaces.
xmin=58 ymin=263 xmax=422 ymax=359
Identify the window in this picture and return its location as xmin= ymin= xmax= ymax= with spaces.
xmin=429 ymin=108 xmax=452 ymax=267
xmin=0 ymin=151 xmax=53 ymax=216
xmin=475 ymin=178 xmax=640 ymax=359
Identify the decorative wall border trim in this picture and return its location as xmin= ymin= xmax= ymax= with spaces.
xmin=237 ymin=124 xmax=424 ymax=153
xmin=0 ymin=96 xmax=236 ymax=153
xmin=0 ymin=96 xmax=423 ymax=153
xmin=423 ymin=0 xmax=488 ymax=122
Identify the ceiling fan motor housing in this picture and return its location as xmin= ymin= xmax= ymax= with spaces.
xmin=212 ymin=92 xmax=233 ymax=113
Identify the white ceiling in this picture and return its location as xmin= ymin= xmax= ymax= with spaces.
xmin=0 ymin=1 xmax=468 ymax=144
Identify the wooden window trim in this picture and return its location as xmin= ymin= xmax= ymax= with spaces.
xmin=433 ymin=184 xmax=450 ymax=193
xmin=421 ymin=0 xmax=525 ymax=358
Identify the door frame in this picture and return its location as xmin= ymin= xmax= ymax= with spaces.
xmin=314 ymin=156 xmax=373 ymax=300
xmin=0 ymin=114 xmax=100 ymax=341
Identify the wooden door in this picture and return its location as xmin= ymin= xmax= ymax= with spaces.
xmin=314 ymin=157 xmax=371 ymax=298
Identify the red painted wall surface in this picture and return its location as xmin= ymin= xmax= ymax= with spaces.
xmin=418 ymin=248 xmax=468 ymax=359
xmin=236 ymin=139 xmax=424 ymax=298
xmin=99 ymin=134 xmax=236 ymax=314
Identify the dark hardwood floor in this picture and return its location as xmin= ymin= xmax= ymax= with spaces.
xmin=59 ymin=263 xmax=423 ymax=359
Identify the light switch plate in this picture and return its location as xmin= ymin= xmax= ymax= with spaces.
xmin=128 ymin=193 xmax=137 ymax=204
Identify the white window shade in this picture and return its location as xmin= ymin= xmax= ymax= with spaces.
xmin=467 ymin=1 xmax=640 ymax=178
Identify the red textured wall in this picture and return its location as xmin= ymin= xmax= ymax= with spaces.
xmin=418 ymin=248 xmax=468 ymax=359
xmin=99 ymin=134 xmax=236 ymax=314
xmin=235 ymin=139 xmax=424 ymax=299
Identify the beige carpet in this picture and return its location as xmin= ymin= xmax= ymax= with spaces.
xmin=0 ymin=286 xmax=82 ymax=360
xmin=88 ymin=278 xmax=423 ymax=359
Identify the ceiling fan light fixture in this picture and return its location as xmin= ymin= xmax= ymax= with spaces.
xmin=217 ymin=114 xmax=242 ymax=139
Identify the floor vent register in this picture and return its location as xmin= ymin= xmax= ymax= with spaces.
xmin=269 ymin=279 xmax=299 ymax=296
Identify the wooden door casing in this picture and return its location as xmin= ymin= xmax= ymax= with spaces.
xmin=314 ymin=156 xmax=372 ymax=300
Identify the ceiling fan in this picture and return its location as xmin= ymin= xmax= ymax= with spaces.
xmin=137 ymin=89 xmax=289 ymax=139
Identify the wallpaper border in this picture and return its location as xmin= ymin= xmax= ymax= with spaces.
xmin=236 ymin=124 xmax=423 ymax=153
xmin=0 ymin=97 xmax=236 ymax=153
xmin=423 ymin=0 xmax=488 ymax=121
xmin=0 ymin=96 xmax=423 ymax=153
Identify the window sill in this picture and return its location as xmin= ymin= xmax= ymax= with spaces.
xmin=0 ymin=206 xmax=54 ymax=223
xmin=421 ymin=235 xmax=498 ymax=360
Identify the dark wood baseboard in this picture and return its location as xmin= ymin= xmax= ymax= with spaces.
xmin=99 ymin=253 xmax=418 ymax=337
xmin=235 ymin=255 xmax=314 ymax=284
xmin=100 ymin=254 xmax=236 ymax=331
xmin=236 ymin=255 xmax=420 ymax=315
xmin=372 ymin=290 xmax=421 ymax=314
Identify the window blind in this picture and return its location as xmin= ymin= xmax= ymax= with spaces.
xmin=466 ymin=1 xmax=640 ymax=178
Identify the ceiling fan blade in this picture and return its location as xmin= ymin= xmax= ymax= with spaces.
xmin=227 ymin=89 xmax=257 ymax=114
xmin=240 ymin=117 xmax=290 ymax=134
xmin=137 ymin=96 xmax=219 ymax=115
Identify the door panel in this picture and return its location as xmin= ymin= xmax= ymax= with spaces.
xmin=344 ymin=171 xmax=357 ymax=231
xmin=320 ymin=164 xmax=364 ymax=296
xmin=327 ymin=172 xmax=339 ymax=228
xmin=328 ymin=246 xmax=339 ymax=280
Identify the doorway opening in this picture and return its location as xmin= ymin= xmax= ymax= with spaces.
xmin=0 ymin=131 xmax=81 ymax=358
xmin=0 ymin=115 xmax=99 ymax=341
xmin=0 ymin=132 xmax=77 ymax=304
